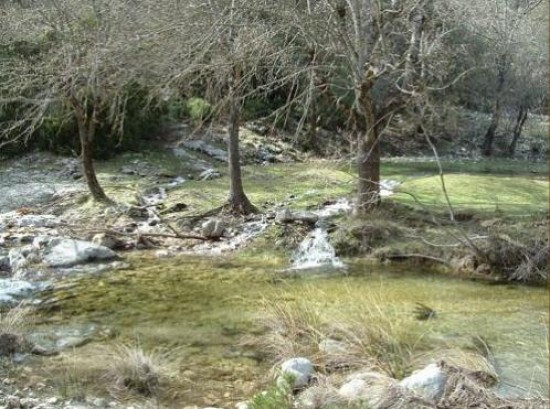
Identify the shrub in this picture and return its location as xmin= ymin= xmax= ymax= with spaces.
xmin=185 ymin=97 xmax=213 ymax=122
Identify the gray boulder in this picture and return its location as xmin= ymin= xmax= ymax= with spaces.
xmin=184 ymin=140 xmax=228 ymax=162
xmin=43 ymin=239 xmax=118 ymax=268
xmin=16 ymin=215 xmax=60 ymax=228
xmin=399 ymin=362 xmax=447 ymax=402
xmin=339 ymin=371 xmax=396 ymax=399
xmin=278 ymin=357 xmax=315 ymax=389
xmin=8 ymin=246 xmax=40 ymax=274
xmin=275 ymin=209 xmax=318 ymax=225
xmin=91 ymin=233 xmax=122 ymax=250
xmin=0 ymin=279 xmax=36 ymax=308
xmin=201 ymin=219 xmax=226 ymax=239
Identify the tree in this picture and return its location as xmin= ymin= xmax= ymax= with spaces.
xmin=505 ymin=3 xmax=548 ymax=156
xmin=456 ymin=0 xmax=546 ymax=156
xmin=160 ymin=0 xmax=295 ymax=214
xmin=0 ymin=0 xmax=154 ymax=202
xmin=286 ymin=0 xmax=445 ymax=215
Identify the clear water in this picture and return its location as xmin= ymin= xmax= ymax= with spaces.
xmin=36 ymin=255 xmax=549 ymax=406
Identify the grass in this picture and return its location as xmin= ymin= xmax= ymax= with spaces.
xmin=393 ymin=174 xmax=548 ymax=215
xmin=103 ymin=343 xmax=166 ymax=398
xmin=0 ymin=303 xmax=33 ymax=335
xmin=251 ymin=288 xmax=432 ymax=381
xmin=40 ymin=341 xmax=178 ymax=404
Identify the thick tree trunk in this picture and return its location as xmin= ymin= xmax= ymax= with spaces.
xmin=226 ymin=83 xmax=256 ymax=215
xmin=77 ymin=119 xmax=111 ymax=203
xmin=507 ymin=107 xmax=528 ymax=157
xmin=355 ymin=84 xmax=381 ymax=215
xmin=356 ymin=126 xmax=381 ymax=215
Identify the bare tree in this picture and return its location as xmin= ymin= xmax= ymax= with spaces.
xmin=457 ymin=0 xmax=547 ymax=156
xmin=286 ymin=0 xmax=443 ymax=215
xmin=159 ymin=0 xmax=296 ymax=215
xmin=0 ymin=0 xmax=155 ymax=202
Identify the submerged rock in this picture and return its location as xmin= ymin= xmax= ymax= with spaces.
xmin=43 ymin=239 xmax=119 ymax=268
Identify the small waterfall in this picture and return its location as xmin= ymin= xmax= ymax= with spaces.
xmin=289 ymin=181 xmax=399 ymax=271
xmin=290 ymin=199 xmax=351 ymax=270
xmin=290 ymin=227 xmax=344 ymax=270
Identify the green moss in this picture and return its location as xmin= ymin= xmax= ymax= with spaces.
xmin=392 ymin=174 xmax=548 ymax=215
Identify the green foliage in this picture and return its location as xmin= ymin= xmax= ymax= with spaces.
xmin=185 ymin=97 xmax=213 ymax=122
xmin=249 ymin=375 xmax=293 ymax=409
xmin=165 ymin=97 xmax=187 ymax=120
xmin=243 ymin=97 xmax=273 ymax=120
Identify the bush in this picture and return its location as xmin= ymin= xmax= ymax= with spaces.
xmin=185 ymin=97 xmax=213 ymax=122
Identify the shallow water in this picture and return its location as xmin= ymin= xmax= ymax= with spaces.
xmin=37 ymin=254 xmax=548 ymax=405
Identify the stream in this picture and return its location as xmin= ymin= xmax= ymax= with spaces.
xmin=35 ymin=254 xmax=549 ymax=407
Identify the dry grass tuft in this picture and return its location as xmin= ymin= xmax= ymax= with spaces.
xmin=439 ymin=362 xmax=549 ymax=409
xmin=481 ymin=233 xmax=548 ymax=283
xmin=248 ymin=298 xmax=324 ymax=365
xmin=102 ymin=343 xmax=170 ymax=398
xmin=0 ymin=303 xmax=33 ymax=335
xmin=326 ymin=294 xmax=422 ymax=379
xmin=249 ymin=290 xmax=428 ymax=379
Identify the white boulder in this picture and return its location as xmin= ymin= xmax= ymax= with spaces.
xmin=399 ymin=362 xmax=447 ymax=402
xmin=43 ymin=239 xmax=118 ymax=268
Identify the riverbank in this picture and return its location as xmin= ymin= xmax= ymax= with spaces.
xmin=0 ymin=147 xmax=548 ymax=408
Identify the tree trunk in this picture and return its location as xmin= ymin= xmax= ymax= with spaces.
xmin=226 ymin=72 xmax=256 ymax=215
xmin=507 ymin=107 xmax=528 ymax=157
xmin=77 ymin=119 xmax=111 ymax=203
xmin=482 ymin=56 xmax=507 ymax=156
xmin=481 ymin=100 xmax=501 ymax=156
xmin=355 ymin=84 xmax=381 ymax=215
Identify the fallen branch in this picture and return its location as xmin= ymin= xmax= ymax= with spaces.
xmin=405 ymin=234 xmax=489 ymax=248
xmin=106 ymin=229 xmax=208 ymax=241
xmin=67 ymin=226 xmax=208 ymax=241
xmin=383 ymin=253 xmax=450 ymax=265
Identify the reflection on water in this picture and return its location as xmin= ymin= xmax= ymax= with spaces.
xmin=39 ymin=255 xmax=549 ymax=403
